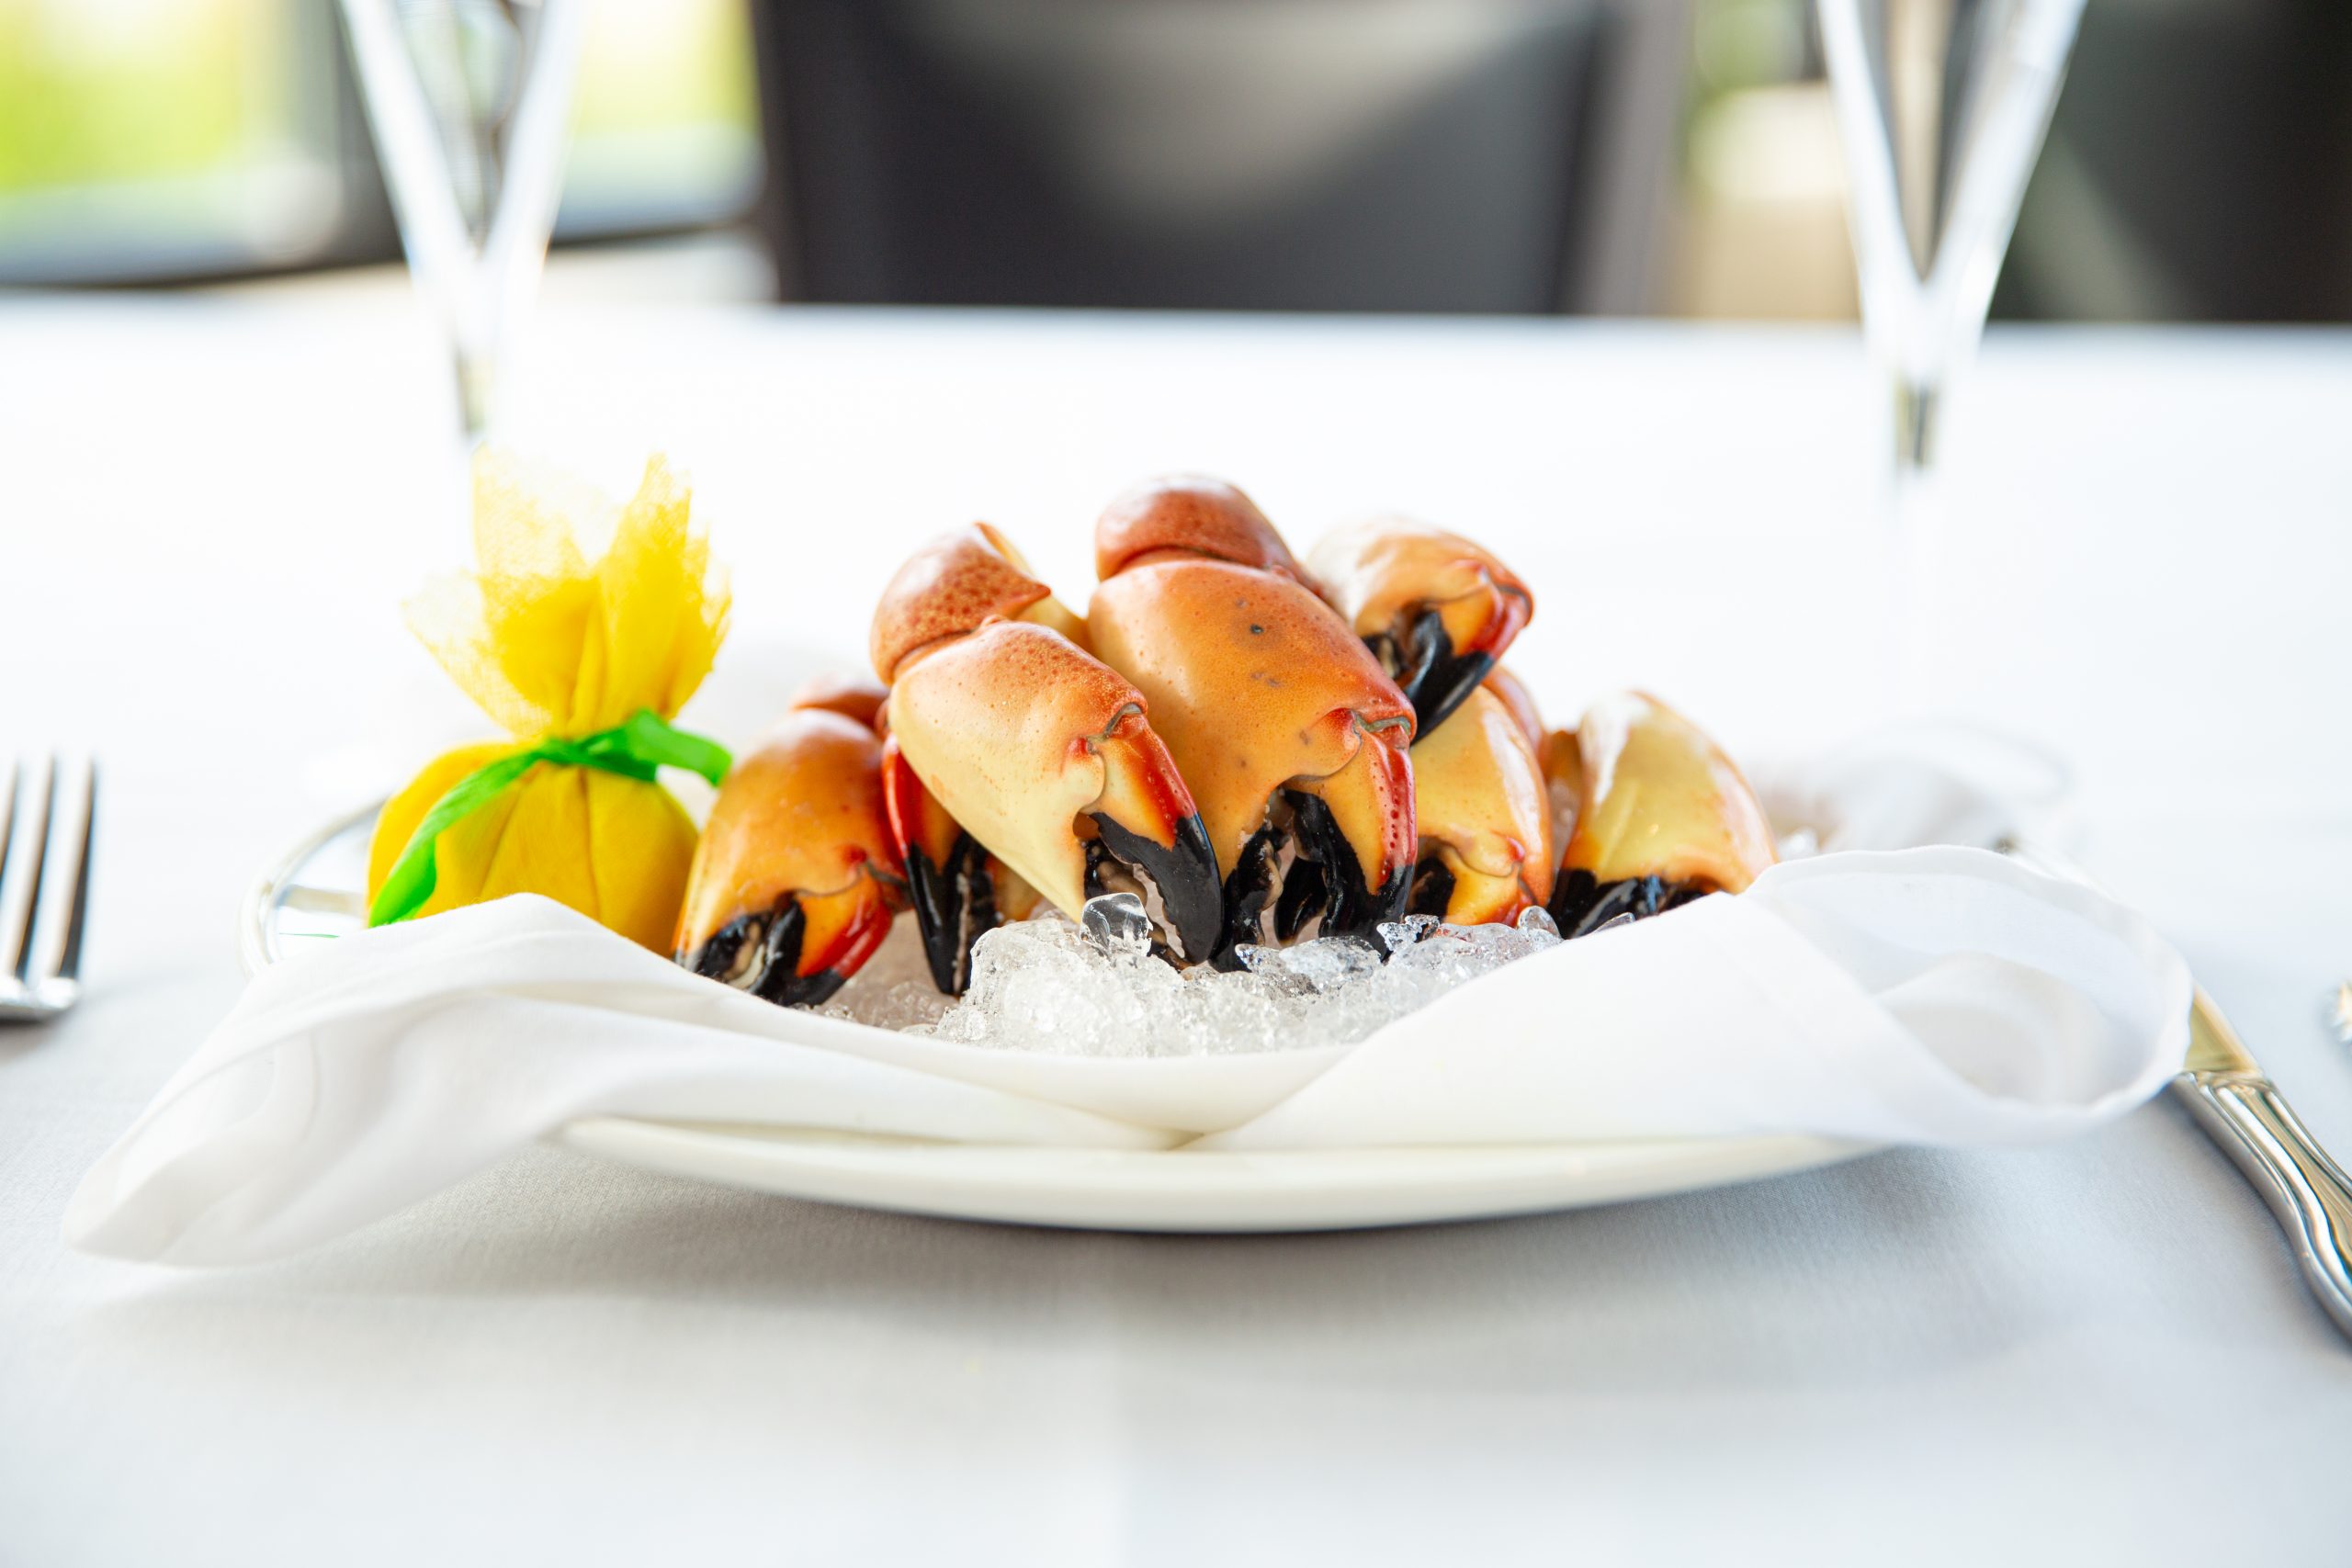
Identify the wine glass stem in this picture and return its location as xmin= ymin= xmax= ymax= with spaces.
xmin=1893 ymin=373 xmax=1939 ymax=470
xmin=455 ymin=346 xmax=497 ymax=449
xmin=1885 ymin=379 xmax=1945 ymax=718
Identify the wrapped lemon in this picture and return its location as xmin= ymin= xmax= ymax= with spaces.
xmin=366 ymin=453 xmax=731 ymax=951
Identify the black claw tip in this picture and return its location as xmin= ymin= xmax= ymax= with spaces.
xmin=1210 ymin=824 xmax=1281 ymax=970
xmin=1546 ymin=870 xmax=1703 ymax=939
xmin=1407 ymin=859 xmax=1455 ymax=919
xmin=1088 ymin=808 xmax=1223 ymax=966
xmin=679 ymin=918 xmax=751 ymax=982
xmin=1290 ymin=787 xmax=1409 ymax=942
xmin=1384 ymin=606 xmax=1493 ymax=738
xmin=680 ymin=901 xmax=848 ymax=1009
xmin=1209 ymin=789 xmax=1409 ymax=967
xmin=902 ymin=832 xmax=998 ymax=996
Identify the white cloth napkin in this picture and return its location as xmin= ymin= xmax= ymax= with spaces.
xmin=66 ymin=749 xmax=2192 ymax=1267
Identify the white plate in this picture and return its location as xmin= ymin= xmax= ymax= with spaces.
xmin=245 ymin=809 xmax=1871 ymax=1233
xmin=554 ymin=1119 xmax=1863 ymax=1232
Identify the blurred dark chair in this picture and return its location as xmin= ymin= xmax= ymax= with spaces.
xmin=1997 ymin=0 xmax=2352 ymax=322
xmin=747 ymin=0 xmax=1688 ymax=312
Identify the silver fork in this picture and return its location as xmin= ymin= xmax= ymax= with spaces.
xmin=0 ymin=754 xmax=96 ymax=1022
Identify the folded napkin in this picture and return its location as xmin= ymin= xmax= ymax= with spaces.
xmin=67 ymin=836 xmax=2188 ymax=1266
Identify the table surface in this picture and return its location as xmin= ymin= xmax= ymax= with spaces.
xmin=4 ymin=295 xmax=2351 ymax=1565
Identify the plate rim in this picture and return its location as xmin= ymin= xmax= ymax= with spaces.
xmin=241 ymin=798 xmax=381 ymax=976
xmin=557 ymin=1116 xmax=1876 ymax=1234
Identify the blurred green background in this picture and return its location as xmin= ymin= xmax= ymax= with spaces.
xmin=0 ymin=0 xmax=759 ymax=280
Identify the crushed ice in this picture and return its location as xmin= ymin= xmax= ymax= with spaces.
xmin=821 ymin=894 xmax=1562 ymax=1057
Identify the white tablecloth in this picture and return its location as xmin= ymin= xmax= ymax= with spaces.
xmin=4 ymin=295 xmax=2350 ymax=1565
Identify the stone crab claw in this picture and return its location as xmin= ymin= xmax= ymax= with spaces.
xmin=673 ymin=705 xmax=908 ymax=1008
xmin=786 ymin=672 xmax=888 ymax=729
xmin=1408 ymin=684 xmax=1555 ymax=927
xmin=880 ymin=733 xmax=1043 ymax=994
xmin=1481 ymin=664 xmax=1550 ymax=765
xmin=788 ymin=659 xmax=1046 ymax=993
xmin=1094 ymin=474 xmax=1309 ymax=584
xmin=873 ymin=525 xmax=1224 ymax=972
xmin=1306 ymin=517 xmax=1533 ymax=736
xmin=1085 ymin=481 xmax=1419 ymax=965
xmin=1545 ymin=691 xmax=1777 ymax=938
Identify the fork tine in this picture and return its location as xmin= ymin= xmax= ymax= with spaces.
xmin=28 ymin=755 xmax=95 ymax=988
xmin=0 ymin=756 xmax=49 ymax=983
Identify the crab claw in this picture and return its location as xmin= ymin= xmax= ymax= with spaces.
xmin=789 ymin=672 xmax=888 ymax=730
xmin=876 ymin=527 xmax=1223 ymax=968
xmin=888 ymin=625 xmax=1222 ymax=964
xmin=1481 ymin=665 xmax=1549 ymax=765
xmin=881 ymin=735 xmax=1045 ymax=994
xmin=673 ymin=708 xmax=907 ymax=1008
xmin=1409 ymin=685 xmax=1555 ymax=926
xmin=1545 ymin=691 xmax=1777 ymax=938
xmin=870 ymin=522 xmax=1090 ymax=682
xmin=1088 ymin=553 xmax=1417 ymax=964
xmin=1094 ymin=475 xmax=1308 ymax=584
xmin=881 ymin=736 xmax=993 ymax=994
xmin=1277 ymin=709 xmax=1418 ymax=948
xmin=1306 ymin=517 xmax=1533 ymax=736
xmin=1538 ymin=720 xmax=1582 ymax=871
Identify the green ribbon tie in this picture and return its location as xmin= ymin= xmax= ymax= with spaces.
xmin=368 ymin=708 xmax=732 ymax=928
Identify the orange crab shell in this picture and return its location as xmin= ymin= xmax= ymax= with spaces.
xmin=1562 ymin=691 xmax=1777 ymax=894
xmin=1481 ymin=665 xmax=1549 ymax=766
xmin=1412 ymin=684 xmax=1555 ymax=925
xmin=1086 ymin=557 xmax=1416 ymax=886
xmin=876 ymin=729 xmax=1048 ymax=927
xmin=673 ymin=708 xmax=907 ymax=976
xmin=1306 ymin=515 xmax=1533 ymax=668
xmin=886 ymin=617 xmax=1194 ymax=920
xmin=880 ymin=734 xmax=962 ymax=870
xmin=870 ymin=523 xmax=1086 ymax=682
xmin=790 ymin=673 xmax=889 ymax=731
xmin=1093 ymin=475 xmax=1307 ymax=585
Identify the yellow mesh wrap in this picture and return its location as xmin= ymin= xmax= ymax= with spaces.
xmin=366 ymin=454 xmax=729 ymax=952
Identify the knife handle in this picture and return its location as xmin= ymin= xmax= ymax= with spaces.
xmin=2172 ymin=1070 xmax=2352 ymax=1341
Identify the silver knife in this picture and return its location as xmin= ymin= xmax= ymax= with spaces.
xmin=2172 ymin=987 xmax=2352 ymax=1341
xmin=2003 ymin=838 xmax=2352 ymax=1341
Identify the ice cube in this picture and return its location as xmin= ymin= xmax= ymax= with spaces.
xmin=1081 ymin=892 xmax=1152 ymax=955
